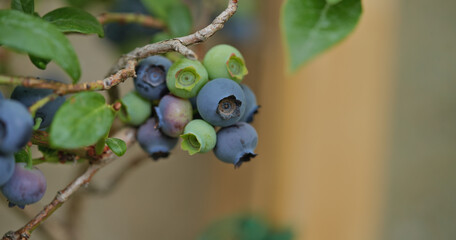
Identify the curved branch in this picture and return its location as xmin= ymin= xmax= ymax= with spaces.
xmin=109 ymin=0 xmax=238 ymax=74
xmin=2 ymin=128 xmax=136 ymax=240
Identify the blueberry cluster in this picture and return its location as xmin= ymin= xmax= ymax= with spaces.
xmin=0 ymin=87 xmax=63 ymax=208
xmin=131 ymin=44 xmax=259 ymax=167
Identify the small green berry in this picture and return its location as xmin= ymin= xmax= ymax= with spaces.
xmin=180 ymin=119 xmax=216 ymax=155
xmin=203 ymin=44 xmax=248 ymax=83
xmin=118 ymin=91 xmax=152 ymax=126
xmin=166 ymin=58 xmax=209 ymax=98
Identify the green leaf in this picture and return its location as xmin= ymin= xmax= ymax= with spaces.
xmin=95 ymin=137 xmax=106 ymax=155
xmin=11 ymin=0 xmax=34 ymax=15
xmin=0 ymin=10 xmax=81 ymax=81
xmin=167 ymin=4 xmax=192 ymax=37
xmin=49 ymin=92 xmax=115 ymax=149
xmin=281 ymin=0 xmax=362 ymax=71
xmin=29 ymin=55 xmax=50 ymax=70
xmin=43 ymin=7 xmax=104 ymax=37
xmin=38 ymin=146 xmax=60 ymax=163
xmin=140 ymin=0 xmax=179 ymax=20
xmin=14 ymin=149 xmax=29 ymax=163
xmin=105 ymin=138 xmax=127 ymax=157
xmin=326 ymin=0 xmax=343 ymax=4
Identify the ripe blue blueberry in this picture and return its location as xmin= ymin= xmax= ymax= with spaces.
xmin=137 ymin=118 xmax=178 ymax=160
xmin=214 ymin=122 xmax=258 ymax=168
xmin=0 ymin=154 xmax=15 ymax=187
xmin=196 ymin=78 xmax=246 ymax=127
xmin=134 ymin=55 xmax=172 ymax=100
xmin=1 ymin=163 xmax=47 ymax=209
xmin=11 ymin=86 xmax=65 ymax=129
xmin=239 ymin=84 xmax=259 ymax=123
xmin=0 ymin=99 xmax=33 ymax=154
xmin=155 ymin=94 xmax=193 ymax=137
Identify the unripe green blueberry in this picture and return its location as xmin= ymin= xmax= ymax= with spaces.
xmin=166 ymin=58 xmax=209 ymax=99
xmin=118 ymin=91 xmax=152 ymax=126
xmin=203 ymin=44 xmax=248 ymax=83
xmin=180 ymin=119 xmax=216 ymax=155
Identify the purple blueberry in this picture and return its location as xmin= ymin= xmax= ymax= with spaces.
xmin=154 ymin=94 xmax=192 ymax=138
xmin=137 ymin=118 xmax=178 ymax=160
xmin=214 ymin=122 xmax=258 ymax=168
xmin=0 ymin=99 xmax=33 ymax=154
xmin=1 ymin=163 xmax=47 ymax=209
xmin=11 ymin=86 xmax=65 ymax=129
xmin=196 ymin=78 xmax=246 ymax=127
xmin=0 ymin=154 xmax=14 ymax=187
xmin=239 ymin=84 xmax=259 ymax=123
xmin=134 ymin=55 xmax=172 ymax=100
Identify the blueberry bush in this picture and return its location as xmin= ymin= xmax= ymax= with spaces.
xmin=0 ymin=0 xmax=361 ymax=239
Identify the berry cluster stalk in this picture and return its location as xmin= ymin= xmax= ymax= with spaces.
xmin=1 ymin=1 xmax=239 ymax=239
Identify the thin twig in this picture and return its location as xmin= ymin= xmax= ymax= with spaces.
xmin=0 ymin=60 xmax=137 ymax=95
xmin=109 ymin=0 xmax=238 ymax=74
xmin=87 ymin=154 xmax=148 ymax=196
xmin=2 ymin=128 xmax=136 ymax=240
xmin=3 ymin=201 xmax=68 ymax=240
xmin=97 ymin=13 xmax=166 ymax=29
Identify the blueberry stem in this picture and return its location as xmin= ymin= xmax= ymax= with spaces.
xmin=28 ymin=94 xmax=59 ymax=117
xmin=33 ymin=118 xmax=43 ymax=131
xmin=26 ymin=146 xmax=33 ymax=170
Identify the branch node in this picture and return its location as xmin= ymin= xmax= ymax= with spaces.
xmin=3 ymin=231 xmax=15 ymax=240
xmin=173 ymin=40 xmax=198 ymax=60
xmin=56 ymin=191 xmax=65 ymax=202
xmin=19 ymin=233 xmax=29 ymax=240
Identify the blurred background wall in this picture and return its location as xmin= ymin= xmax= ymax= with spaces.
xmin=1 ymin=0 xmax=456 ymax=239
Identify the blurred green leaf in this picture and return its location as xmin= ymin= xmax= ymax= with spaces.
xmin=281 ymin=0 xmax=362 ymax=71
xmin=264 ymin=229 xmax=294 ymax=240
xmin=49 ymin=92 xmax=115 ymax=149
xmin=199 ymin=214 xmax=269 ymax=240
xmin=106 ymin=138 xmax=127 ymax=156
xmin=14 ymin=149 xmax=29 ymax=163
xmin=140 ymin=0 xmax=179 ymax=20
xmin=326 ymin=0 xmax=343 ymax=4
xmin=29 ymin=55 xmax=50 ymax=70
xmin=168 ymin=4 xmax=192 ymax=37
xmin=38 ymin=146 xmax=60 ymax=163
xmin=95 ymin=135 xmax=106 ymax=155
xmin=43 ymin=7 xmax=104 ymax=37
xmin=0 ymin=10 xmax=81 ymax=81
xmin=11 ymin=0 xmax=34 ymax=15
